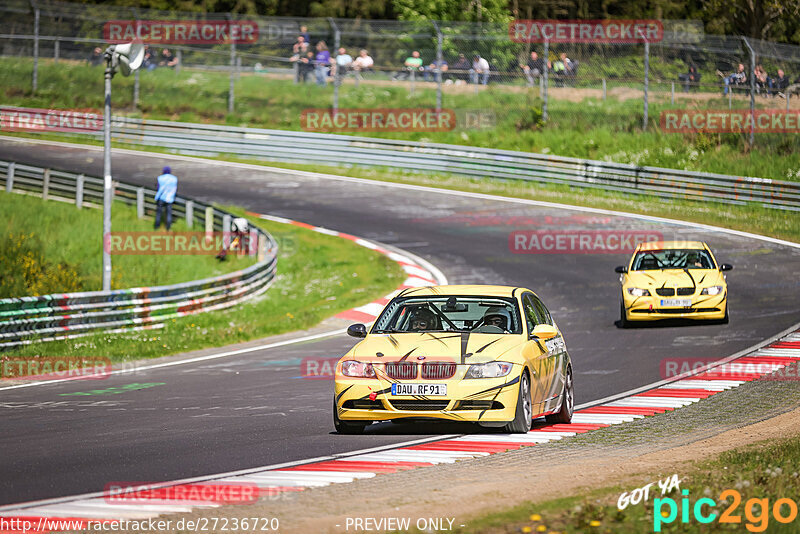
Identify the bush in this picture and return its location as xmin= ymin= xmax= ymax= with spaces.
xmin=0 ymin=233 xmax=82 ymax=298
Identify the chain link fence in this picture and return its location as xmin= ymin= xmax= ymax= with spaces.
xmin=2 ymin=1 xmax=800 ymax=146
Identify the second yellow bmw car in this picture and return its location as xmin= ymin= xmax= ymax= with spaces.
xmin=333 ymin=285 xmax=573 ymax=434
xmin=616 ymin=241 xmax=732 ymax=326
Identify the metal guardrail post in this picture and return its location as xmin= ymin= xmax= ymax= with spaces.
xmin=258 ymin=232 xmax=267 ymax=262
xmin=222 ymin=213 xmax=232 ymax=248
xmin=176 ymin=49 xmax=182 ymax=75
xmin=602 ymin=78 xmax=606 ymax=101
xmin=42 ymin=168 xmax=50 ymax=200
xmin=75 ymin=173 xmax=84 ymax=208
xmin=671 ymin=81 xmax=675 ymax=105
xmin=31 ymin=2 xmax=40 ymax=92
xmin=205 ymin=206 xmax=214 ymax=238
xmin=54 ymin=38 xmax=59 ymax=63
xmin=5 ymin=162 xmax=14 ymax=192
xmin=185 ymin=200 xmax=194 ymax=228
xmin=136 ymin=187 xmax=145 ymax=218
xmin=133 ymin=70 xmax=140 ymax=109
xmin=249 ymin=229 xmax=258 ymax=256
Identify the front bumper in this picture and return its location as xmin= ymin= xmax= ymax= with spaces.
xmin=622 ymin=291 xmax=727 ymax=322
xmin=334 ymin=371 xmax=521 ymax=423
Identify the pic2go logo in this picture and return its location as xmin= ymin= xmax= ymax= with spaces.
xmin=653 ymin=489 xmax=799 ymax=532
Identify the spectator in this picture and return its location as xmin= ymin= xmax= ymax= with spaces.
xmin=521 ymin=51 xmax=544 ymax=86
xmin=678 ymin=64 xmax=701 ymax=93
xmin=424 ymin=57 xmax=448 ymax=82
xmin=88 ymin=47 xmax=104 ymax=67
xmin=299 ymin=25 xmax=311 ymax=44
xmin=154 ymin=166 xmax=178 ymax=231
xmin=351 ymin=49 xmax=374 ymax=79
xmin=314 ymin=41 xmax=331 ymax=86
xmin=551 ymin=52 xmax=576 ymax=87
xmin=719 ymin=63 xmax=747 ymax=95
xmin=290 ymin=36 xmax=310 ymax=83
xmin=393 ymin=51 xmax=423 ymax=81
xmin=142 ymin=45 xmax=157 ymax=71
xmin=159 ymin=48 xmax=179 ymax=68
xmin=297 ymin=50 xmax=315 ymax=83
xmin=469 ymin=53 xmax=490 ymax=85
xmin=333 ymin=47 xmax=353 ymax=80
xmin=754 ymin=64 xmax=770 ymax=96
xmin=451 ymin=53 xmax=470 ymax=84
xmin=771 ymin=69 xmax=789 ymax=97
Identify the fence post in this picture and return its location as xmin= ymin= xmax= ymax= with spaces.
xmin=542 ymin=39 xmax=548 ymax=122
xmin=136 ymin=187 xmax=145 ymax=218
xmin=258 ymin=232 xmax=267 ymax=262
xmin=671 ymin=81 xmax=674 ymax=105
xmin=54 ymin=38 xmax=59 ymax=64
xmin=728 ymin=90 xmax=732 ymax=109
xmin=411 ymin=66 xmax=416 ymax=96
xmin=176 ymin=49 xmax=182 ymax=75
xmin=433 ymin=21 xmax=443 ymax=112
xmin=228 ymin=14 xmax=236 ymax=114
xmin=42 ymin=168 xmax=50 ymax=200
xmin=31 ymin=2 xmax=40 ymax=92
xmin=205 ymin=206 xmax=214 ymax=238
xmin=185 ymin=200 xmax=194 ymax=228
xmin=133 ymin=70 xmax=140 ymax=109
xmin=741 ymin=37 xmax=756 ymax=147
xmin=602 ymin=78 xmax=606 ymax=101
xmin=6 ymin=162 xmax=15 ymax=193
xmin=222 ymin=213 xmax=231 ymax=249
xmin=75 ymin=173 xmax=84 ymax=208
xmin=329 ymin=18 xmax=340 ymax=113
xmin=249 ymin=229 xmax=258 ymax=256
xmin=642 ymin=38 xmax=649 ymax=131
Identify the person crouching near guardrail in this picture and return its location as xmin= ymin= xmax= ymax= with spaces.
xmin=154 ymin=166 xmax=178 ymax=231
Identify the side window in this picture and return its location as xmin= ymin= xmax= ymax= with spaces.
xmin=522 ymin=294 xmax=539 ymax=333
xmin=532 ymin=295 xmax=553 ymax=326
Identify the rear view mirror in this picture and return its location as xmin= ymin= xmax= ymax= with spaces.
xmin=442 ymin=296 xmax=467 ymax=312
xmin=531 ymin=324 xmax=558 ymax=340
xmin=720 ymin=264 xmax=733 ymax=271
xmin=615 ymin=265 xmax=628 ymax=273
xmin=347 ymin=324 xmax=367 ymax=338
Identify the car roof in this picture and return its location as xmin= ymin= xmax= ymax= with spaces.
xmin=636 ymin=240 xmax=708 ymax=251
xmin=399 ymin=285 xmax=523 ymax=298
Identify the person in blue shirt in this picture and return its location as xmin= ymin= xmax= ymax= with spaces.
xmin=154 ymin=166 xmax=178 ymax=230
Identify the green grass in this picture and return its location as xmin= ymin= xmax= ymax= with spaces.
xmin=6 ymin=207 xmax=406 ymax=362
xmin=0 ymin=191 xmax=254 ymax=297
xmin=451 ymin=433 xmax=800 ymax=533
xmin=2 ymin=57 xmax=800 ymax=181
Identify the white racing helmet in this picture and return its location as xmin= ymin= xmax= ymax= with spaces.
xmin=483 ymin=306 xmax=512 ymax=330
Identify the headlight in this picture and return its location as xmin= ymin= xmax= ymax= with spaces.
xmin=465 ymin=362 xmax=513 ymax=379
xmin=626 ymin=287 xmax=651 ymax=297
xmin=341 ymin=361 xmax=376 ymax=378
xmin=701 ymin=285 xmax=724 ymax=296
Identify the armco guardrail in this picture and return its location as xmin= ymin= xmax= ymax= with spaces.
xmin=0 ymin=160 xmax=278 ymax=348
xmin=104 ymin=118 xmax=800 ymax=211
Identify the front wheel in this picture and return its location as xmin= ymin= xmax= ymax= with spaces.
xmin=333 ymin=397 xmax=368 ymax=435
xmin=504 ymin=372 xmax=532 ymax=433
xmin=545 ymin=367 xmax=573 ymax=424
xmin=619 ymin=301 xmax=630 ymax=328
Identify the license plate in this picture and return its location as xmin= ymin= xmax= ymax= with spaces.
xmin=660 ymin=298 xmax=691 ymax=307
xmin=391 ymin=383 xmax=447 ymax=396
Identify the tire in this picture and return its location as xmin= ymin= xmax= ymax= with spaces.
xmin=545 ymin=367 xmax=574 ymax=424
xmin=619 ymin=301 xmax=630 ymax=328
xmin=333 ymin=397 xmax=368 ymax=435
xmin=721 ymin=304 xmax=729 ymax=324
xmin=504 ymin=372 xmax=532 ymax=433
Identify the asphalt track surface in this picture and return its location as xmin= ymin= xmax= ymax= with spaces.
xmin=1 ymin=138 xmax=799 ymax=505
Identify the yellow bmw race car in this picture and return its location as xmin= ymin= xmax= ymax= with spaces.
xmin=616 ymin=241 xmax=733 ymax=327
xmin=333 ymin=285 xmax=573 ymax=434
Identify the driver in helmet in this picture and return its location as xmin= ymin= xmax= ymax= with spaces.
xmin=408 ymin=307 xmax=439 ymax=331
xmin=482 ymin=306 xmax=512 ymax=332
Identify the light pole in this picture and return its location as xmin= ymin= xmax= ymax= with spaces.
xmin=102 ymin=41 xmax=144 ymax=291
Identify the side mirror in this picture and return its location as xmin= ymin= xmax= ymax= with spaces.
xmin=720 ymin=264 xmax=733 ymax=271
xmin=347 ymin=323 xmax=367 ymax=338
xmin=531 ymin=324 xmax=558 ymax=340
xmin=615 ymin=265 xmax=628 ymax=274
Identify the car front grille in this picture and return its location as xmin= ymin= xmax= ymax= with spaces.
xmin=677 ymin=287 xmax=695 ymax=296
xmin=655 ymin=288 xmax=674 ymax=296
xmin=384 ymin=362 xmax=418 ymax=380
xmin=389 ymin=400 xmax=450 ymax=411
xmin=342 ymin=399 xmax=383 ymax=410
xmin=420 ymin=362 xmax=456 ymax=380
xmin=454 ymin=400 xmax=504 ymax=410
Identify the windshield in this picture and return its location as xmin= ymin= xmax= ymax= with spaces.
xmin=372 ymin=296 xmax=523 ymax=334
xmin=631 ymin=249 xmax=716 ymax=270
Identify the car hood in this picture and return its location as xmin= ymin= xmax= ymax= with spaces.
xmin=626 ymin=268 xmax=724 ymax=289
xmin=348 ymin=332 xmax=526 ymax=364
